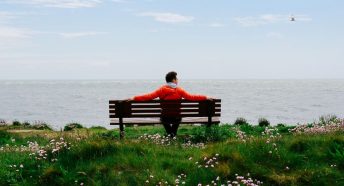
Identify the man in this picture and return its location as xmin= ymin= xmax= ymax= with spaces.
xmin=129 ymin=71 xmax=212 ymax=137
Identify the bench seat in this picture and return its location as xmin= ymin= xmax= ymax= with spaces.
xmin=109 ymin=99 xmax=221 ymax=138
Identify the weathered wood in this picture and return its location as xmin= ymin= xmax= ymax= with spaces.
xmin=109 ymin=99 xmax=222 ymax=139
xmin=110 ymin=117 xmax=221 ymax=125
xmin=110 ymin=99 xmax=221 ymax=104
xmin=109 ymin=113 xmax=221 ymax=118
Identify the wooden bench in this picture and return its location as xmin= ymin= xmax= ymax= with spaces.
xmin=109 ymin=99 xmax=221 ymax=139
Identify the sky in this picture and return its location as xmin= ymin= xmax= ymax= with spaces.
xmin=0 ymin=0 xmax=343 ymax=80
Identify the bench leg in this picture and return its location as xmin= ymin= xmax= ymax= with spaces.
xmin=119 ymin=124 xmax=125 ymax=139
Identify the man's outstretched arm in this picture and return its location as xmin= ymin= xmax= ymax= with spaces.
xmin=130 ymin=88 xmax=161 ymax=101
xmin=178 ymin=88 xmax=210 ymax=101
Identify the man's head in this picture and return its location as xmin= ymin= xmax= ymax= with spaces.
xmin=165 ymin=71 xmax=178 ymax=84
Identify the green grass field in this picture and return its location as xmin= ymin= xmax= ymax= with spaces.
xmin=1 ymin=120 xmax=344 ymax=186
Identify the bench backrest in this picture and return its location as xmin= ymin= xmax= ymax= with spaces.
xmin=109 ymin=99 xmax=221 ymax=119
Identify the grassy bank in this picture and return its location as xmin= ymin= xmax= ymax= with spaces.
xmin=0 ymin=119 xmax=344 ymax=186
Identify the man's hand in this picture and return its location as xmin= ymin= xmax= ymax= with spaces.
xmin=206 ymin=96 xmax=215 ymax=101
xmin=126 ymin=97 xmax=134 ymax=101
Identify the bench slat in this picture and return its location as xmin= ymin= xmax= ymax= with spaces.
xmin=109 ymin=99 xmax=221 ymax=104
xmin=110 ymin=117 xmax=220 ymax=125
xmin=111 ymin=103 xmax=221 ymax=108
xmin=109 ymin=113 xmax=221 ymax=118
xmin=109 ymin=108 xmax=221 ymax=114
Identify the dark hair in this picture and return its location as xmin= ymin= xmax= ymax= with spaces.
xmin=165 ymin=71 xmax=177 ymax=83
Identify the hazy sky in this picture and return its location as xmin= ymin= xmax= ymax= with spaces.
xmin=0 ymin=0 xmax=343 ymax=79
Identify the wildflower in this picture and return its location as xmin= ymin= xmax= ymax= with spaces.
xmin=20 ymin=164 xmax=24 ymax=168
xmin=189 ymin=157 xmax=193 ymax=160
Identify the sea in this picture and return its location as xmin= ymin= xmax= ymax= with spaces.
xmin=1 ymin=80 xmax=343 ymax=130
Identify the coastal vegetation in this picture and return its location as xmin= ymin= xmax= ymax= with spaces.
xmin=0 ymin=116 xmax=343 ymax=185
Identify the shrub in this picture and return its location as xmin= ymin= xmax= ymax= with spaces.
xmin=189 ymin=125 xmax=233 ymax=143
xmin=32 ymin=121 xmax=52 ymax=130
xmin=22 ymin=121 xmax=31 ymax=127
xmin=0 ymin=119 xmax=6 ymax=126
xmin=258 ymin=118 xmax=270 ymax=127
xmin=90 ymin=126 xmax=107 ymax=130
xmin=276 ymin=123 xmax=290 ymax=133
xmin=12 ymin=120 xmax=21 ymax=126
xmin=64 ymin=123 xmax=84 ymax=131
xmin=277 ymin=123 xmax=286 ymax=127
xmin=318 ymin=114 xmax=339 ymax=125
xmin=234 ymin=117 xmax=248 ymax=126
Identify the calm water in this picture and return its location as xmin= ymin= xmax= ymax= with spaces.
xmin=1 ymin=80 xmax=343 ymax=129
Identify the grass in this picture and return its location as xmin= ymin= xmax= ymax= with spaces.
xmin=0 ymin=122 xmax=344 ymax=186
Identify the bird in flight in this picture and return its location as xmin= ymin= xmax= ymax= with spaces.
xmin=289 ymin=14 xmax=296 ymax=21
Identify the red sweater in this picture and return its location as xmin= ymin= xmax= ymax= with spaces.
xmin=133 ymin=85 xmax=207 ymax=101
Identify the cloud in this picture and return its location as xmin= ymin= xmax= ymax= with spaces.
xmin=0 ymin=12 xmax=16 ymax=23
xmin=266 ymin=32 xmax=284 ymax=39
xmin=5 ymin=0 xmax=102 ymax=8
xmin=0 ymin=26 xmax=33 ymax=51
xmin=0 ymin=12 xmax=33 ymax=40
xmin=0 ymin=26 xmax=32 ymax=39
xmin=234 ymin=14 xmax=312 ymax=27
xmin=112 ymin=0 xmax=129 ymax=3
xmin=59 ymin=31 xmax=106 ymax=38
xmin=209 ymin=23 xmax=225 ymax=28
xmin=139 ymin=12 xmax=194 ymax=23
